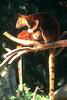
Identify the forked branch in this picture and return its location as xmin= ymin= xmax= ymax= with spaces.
xmin=0 ymin=32 xmax=67 ymax=68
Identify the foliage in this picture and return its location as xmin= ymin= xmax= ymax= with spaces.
xmin=0 ymin=75 xmax=6 ymax=100
xmin=9 ymin=83 xmax=49 ymax=100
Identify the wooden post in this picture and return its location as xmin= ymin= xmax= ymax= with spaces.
xmin=49 ymin=48 xmax=55 ymax=100
xmin=16 ymin=45 xmax=23 ymax=92
xmin=18 ymin=56 xmax=23 ymax=91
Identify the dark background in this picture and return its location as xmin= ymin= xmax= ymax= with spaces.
xmin=0 ymin=0 xmax=67 ymax=94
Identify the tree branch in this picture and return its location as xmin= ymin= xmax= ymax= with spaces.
xmin=0 ymin=31 xmax=67 ymax=68
xmin=3 ymin=31 xmax=42 ymax=47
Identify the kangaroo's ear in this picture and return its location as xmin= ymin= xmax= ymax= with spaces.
xmin=18 ymin=13 xmax=28 ymax=18
xmin=18 ymin=13 xmax=22 ymax=17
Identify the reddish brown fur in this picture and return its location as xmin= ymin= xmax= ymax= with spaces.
xmin=16 ymin=12 xmax=60 ymax=43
